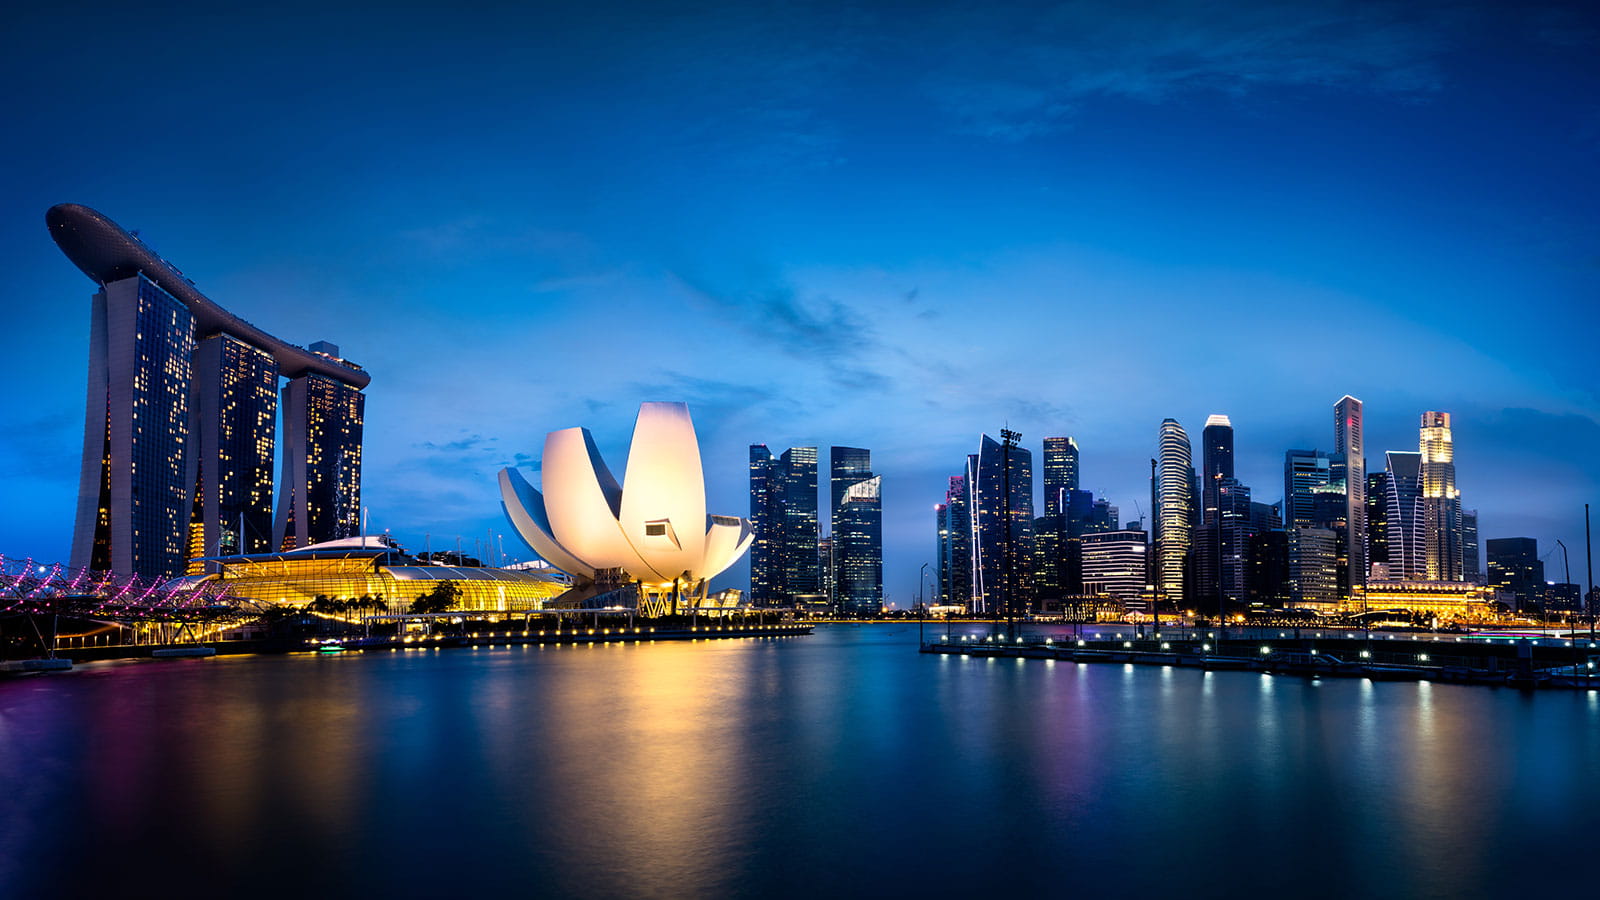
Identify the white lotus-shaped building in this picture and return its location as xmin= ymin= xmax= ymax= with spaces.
xmin=499 ymin=402 xmax=753 ymax=609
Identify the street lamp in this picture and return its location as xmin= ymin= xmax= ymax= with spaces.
xmin=918 ymin=561 xmax=930 ymax=645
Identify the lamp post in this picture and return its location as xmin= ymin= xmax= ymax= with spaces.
xmin=1586 ymin=503 xmax=1594 ymax=642
xmin=919 ymin=562 xmax=930 ymax=645
xmin=1557 ymin=540 xmax=1570 ymax=635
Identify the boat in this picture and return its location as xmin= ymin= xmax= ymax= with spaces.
xmin=151 ymin=646 xmax=216 ymax=658
xmin=1264 ymin=650 xmax=1343 ymax=675
xmin=0 ymin=658 xmax=73 ymax=676
xmin=1362 ymin=664 xmax=1424 ymax=681
xmin=1201 ymin=656 xmax=1258 ymax=671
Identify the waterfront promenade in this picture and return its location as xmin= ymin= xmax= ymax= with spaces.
xmin=11 ymin=621 xmax=812 ymax=666
xmin=924 ymin=629 xmax=1600 ymax=689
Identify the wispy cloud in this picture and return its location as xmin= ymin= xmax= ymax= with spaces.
xmin=919 ymin=0 xmax=1463 ymax=140
xmin=669 ymin=271 xmax=894 ymax=390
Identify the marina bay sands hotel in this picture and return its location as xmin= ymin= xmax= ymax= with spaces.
xmin=47 ymin=204 xmax=369 ymax=579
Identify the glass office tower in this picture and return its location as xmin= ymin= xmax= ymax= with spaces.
xmin=1384 ymin=451 xmax=1426 ymax=580
xmin=1041 ymin=436 xmax=1079 ymax=517
xmin=1201 ymin=415 xmax=1233 ymax=527
xmin=749 ymin=445 xmax=820 ymax=607
xmin=835 ymin=475 xmax=883 ymax=616
xmin=830 ymin=447 xmax=881 ymax=614
xmin=937 ymin=474 xmax=973 ymax=608
xmin=974 ymin=434 xmax=1034 ymax=616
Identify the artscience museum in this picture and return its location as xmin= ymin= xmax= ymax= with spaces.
xmin=499 ymin=402 xmax=754 ymax=616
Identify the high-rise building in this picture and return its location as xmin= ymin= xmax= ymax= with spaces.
xmin=1334 ymin=395 xmax=1366 ymax=592
xmin=1288 ymin=526 xmax=1340 ymax=608
xmin=835 ymin=474 xmax=882 ymax=616
xmin=829 ymin=446 xmax=872 ymax=529
xmin=1420 ymin=411 xmax=1463 ymax=581
xmin=1042 ymin=436 xmax=1079 ymax=517
xmin=50 ymin=204 xmax=369 ymax=578
xmin=1462 ymin=509 xmax=1481 ymax=584
xmin=190 ymin=334 xmax=279 ymax=562
xmin=1366 ymin=471 xmax=1390 ymax=575
xmin=830 ymin=447 xmax=881 ymax=615
xmin=1384 ymin=451 xmax=1426 ymax=580
xmin=972 ymin=434 xmax=1034 ymax=616
xmin=1201 ymin=415 xmax=1234 ymax=527
xmin=1247 ymin=529 xmax=1291 ymax=606
xmin=1032 ymin=514 xmax=1067 ymax=601
xmin=1486 ymin=537 xmax=1543 ymax=610
xmin=749 ymin=445 xmax=820 ymax=606
xmin=817 ymin=537 xmax=836 ymax=611
xmin=749 ymin=446 xmax=776 ymax=602
xmin=1196 ymin=476 xmax=1255 ymax=612
xmin=274 ymin=368 xmax=365 ymax=550
xmin=1283 ymin=449 xmax=1334 ymax=533
xmin=1081 ymin=529 xmax=1148 ymax=609
xmin=1155 ymin=419 xmax=1193 ymax=606
xmin=936 ymin=475 xmax=972 ymax=609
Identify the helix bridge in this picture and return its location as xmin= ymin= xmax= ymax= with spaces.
xmin=0 ymin=555 xmax=270 ymax=625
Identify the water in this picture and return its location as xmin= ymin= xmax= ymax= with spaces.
xmin=3 ymin=625 xmax=1598 ymax=899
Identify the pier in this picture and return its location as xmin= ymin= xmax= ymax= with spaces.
xmin=923 ymin=632 xmax=1600 ymax=690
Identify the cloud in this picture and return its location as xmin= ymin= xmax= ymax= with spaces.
xmin=416 ymin=433 xmax=496 ymax=453
xmin=628 ymin=372 xmax=800 ymax=434
xmin=669 ymin=271 xmax=894 ymax=391
xmin=918 ymin=0 xmax=1463 ymax=140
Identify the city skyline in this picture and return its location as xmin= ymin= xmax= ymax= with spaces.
xmin=2 ymin=2 xmax=1597 ymax=605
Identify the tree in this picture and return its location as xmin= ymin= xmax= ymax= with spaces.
xmin=410 ymin=580 xmax=461 ymax=615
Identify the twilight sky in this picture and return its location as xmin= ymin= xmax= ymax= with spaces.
xmin=2 ymin=0 xmax=1597 ymax=601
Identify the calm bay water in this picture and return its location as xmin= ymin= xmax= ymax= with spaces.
xmin=3 ymin=624 xmax=1599 ymax=899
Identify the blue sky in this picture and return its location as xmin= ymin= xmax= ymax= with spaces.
xmin=2 ymin=0 xmax=1597 ymax=600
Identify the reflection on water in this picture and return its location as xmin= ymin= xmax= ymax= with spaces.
xmin=3 ymin=625 xmax=1599 ymax=899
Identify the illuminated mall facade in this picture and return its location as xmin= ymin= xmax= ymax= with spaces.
xmin=178 ymin=536 xmax=570 ymax=612
xmin=47 ymin=204 xmax=368 ymax=580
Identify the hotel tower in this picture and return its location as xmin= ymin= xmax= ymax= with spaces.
xmin=48 ymin=204 xmax=369 ymax=578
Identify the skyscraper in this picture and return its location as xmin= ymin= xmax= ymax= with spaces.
xmin=1196 ymin=476 xmax=1255 ymax=611
xmin=1201 ymin=415 xmax=1234 ymax=527
xmin=1334 ymin=395 xmax=1366 ymax=591
xmin=749 ymin=445 xmax=820 ymax=606
xmin=190 ymin=334 xmax=279 ymax=561
xmin=835 ymin=474 xmax=882 ymax=616
xmin=1384 ymin=450 xmax=1426 ymax=579
xmin=1487 ymin=537 xmax=1542 ymax=610
xmin=1042 ymin=436 xmax=1079 ymax=518
xmin=50 ymin=204 xmax=370 ymax=578
xmin=829 ymin=446 xmax=872 ymax=529
xmin=1283 ymin=449 xmax=1335 ymax=607
xmin=830 ymin=447 xmax=881 ymax=614
xmin=1288 ymin=527 xmax=1340 ymax=607
xmin=1462 ymin=509 xmax=1481 ymax=584
xmin=274 ymin=366 xmax=365 ymax=550
xmin=1366 ymin=470 xmax=1390 ymax=575
xmin=1155 ymin=419 xmax=1193 ymax=606
xmin=936 ymin=474 xmax=972 ymax=609
xmin=1282 ymin=449 xmax=1334 ymax=533
xmin=1420 ymin=411 xmax=1463 ymax=581
xmin=972 ymin=434 xmax=1034 ymax=615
